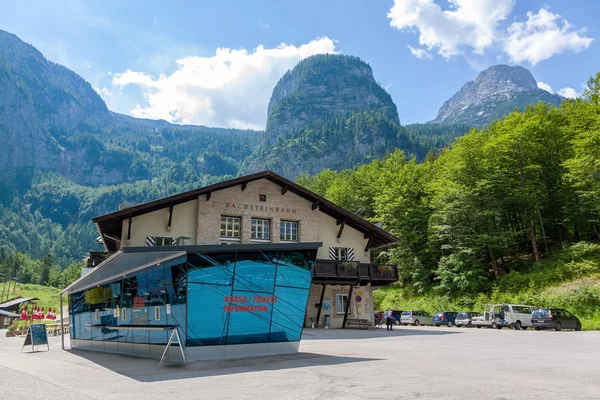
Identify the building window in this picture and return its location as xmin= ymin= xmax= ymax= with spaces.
xmin=220 ymin=216 xmax=241 ymax=239
xmin=251 ymin=219 xmax=270 ymax=240
xmin=176 ymin=236 xmax=192 ymax=246
xmin=155 ymin=237 xmax=173 ymax=246
xmin=336 ymin=294 xmax=348 ymax=314
xmin=280 ymin=221 xmax=298 ymax=241
xmin=333 ymin=247 xmax=348 ymax=261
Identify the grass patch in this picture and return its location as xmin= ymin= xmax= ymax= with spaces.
xmin=2 ymin=283 xmax=61 ymax=310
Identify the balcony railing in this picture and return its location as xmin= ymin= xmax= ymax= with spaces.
xmin=313 ymin=259 xmax=398 ymax=283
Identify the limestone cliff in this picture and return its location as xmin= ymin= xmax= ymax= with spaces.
xmin=432 ymin=65 xmax=564 ymax=126
xmin=243 ymin=54 xmax=419 ymax=178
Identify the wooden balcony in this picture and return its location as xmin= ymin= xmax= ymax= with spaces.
xmin=312 ymin=259 xmax=398 ymax=286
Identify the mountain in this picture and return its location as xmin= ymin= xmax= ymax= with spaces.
xmin=432 ymin=65 xmax=564 ymax=126
xmin=243 ymin=54 xmax=429 ymax=178
xmin=0 ymin=31 xmax=467 ymax=266
xmin=0 ymin=29 xmax=260 ymax=189
xmin=0 ymin=29 xmax=108 ymax=177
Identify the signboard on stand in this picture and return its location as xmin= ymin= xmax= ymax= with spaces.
xmin=21 ymin=323 xmax=49 ymax=353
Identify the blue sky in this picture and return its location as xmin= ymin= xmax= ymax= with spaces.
xmin=1 ymin=0 xmax=598 ymax=128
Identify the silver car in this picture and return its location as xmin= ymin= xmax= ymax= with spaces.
xmin=400 ymin=310 xmax=433 ymax=326
xmin=455 ymin=312 xmax=481 ymax=327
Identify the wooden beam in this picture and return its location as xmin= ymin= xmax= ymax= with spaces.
xmin=364 ymin=236 xmax=374 ymax=253
xmin=127 ymin=214 xmax=132 ymax=240
xmin=241 ymin=182 xmax=248 ymax=191
xmin=167 ymin=204 xmax=173 ymax=230
xmin=315 ymin=284 xmax=326 ymax=326
xmin=281 ymin=185 xmax=288 ymax=195
xmin=103 ymin=234 xmax=121 ymax=244
xmin=312 ymin=201 xmax=321 ymax=210
xmin=337 ymin=220 xmax=346 ymax=239
xmin=342 ymin=285 xmax=354 ymax=329
xmin=206 ymin=192 xmax=211 ymax=201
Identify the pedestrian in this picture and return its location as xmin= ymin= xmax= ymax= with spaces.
xmin=384 ymin=308 xmax=393 ymax=331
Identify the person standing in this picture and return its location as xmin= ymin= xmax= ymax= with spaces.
xmin=384 ymin=308 xmax=393 ymax=331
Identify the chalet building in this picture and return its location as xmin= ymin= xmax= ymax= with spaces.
xmin=62 ymin=171 xmax=398 ymax=361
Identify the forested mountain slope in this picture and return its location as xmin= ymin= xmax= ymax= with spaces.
xmin=300 ymin=73 xmax=600 ymax=311
xmin=243 ymin=54 xmax=432 ymax=178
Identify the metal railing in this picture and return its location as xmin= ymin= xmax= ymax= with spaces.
xmin=313 ymin=259 xmax=398 ymax=281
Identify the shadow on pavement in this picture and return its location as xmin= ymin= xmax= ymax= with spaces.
xmin=65 ymin=349 xmax=380 ymax=382
xmin=301 ymin=327 xmax=463 ymax=340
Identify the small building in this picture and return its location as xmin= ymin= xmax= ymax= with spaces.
xmin=1 ymin=309 xmax=20 ymax=326
xmin=62 ymin=171 xmax=398 ymax=361
xmin=0 ymin=297 xmax=38 ymax=327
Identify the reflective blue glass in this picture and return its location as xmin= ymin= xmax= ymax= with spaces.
xmin=270 ymin=286 xmax=310 ymax=342
xmin=233 ymin=251 xmax=277 ymax=293
xmin=188 ymin=253 xmax=235 ymax=285
xmin=187 ymin=282 xmax=231 ymax=345
xmin=225 ymin=290 xmax=271 ymax=345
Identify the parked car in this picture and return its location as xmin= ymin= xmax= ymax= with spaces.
xmin=392 ymin=310 xmax=403 ymax=325
xmin=531 ymin=308 xmax=582 ymax=331
xmin=473 ymin=303 xmax=535 ymax=330
xmin=432 ymin=311 xmax=459 ymax=327
xmin=400 ymin=310 xmax=433 ymax=326
xmin=455 ymin=312 xmax=481 ymax=327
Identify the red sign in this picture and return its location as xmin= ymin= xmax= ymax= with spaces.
xmin=133 ymin=297 xmax=145 ymax=308
xmin=223 ymin=296 xmax=277 ymax=313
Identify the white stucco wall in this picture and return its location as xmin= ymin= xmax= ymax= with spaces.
xmin=120 ymin=199 xmax=198 ymax=247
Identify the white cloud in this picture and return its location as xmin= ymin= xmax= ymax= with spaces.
xmin=537 ymin=81 xmax=554 ymax=93
xmin=94 ymin=86 xmax=113 ymax=97
xmin=388 ymin=2 xmax=593 ymax=65
xmin=503 ymin=8 xmax=593 ymax=65
xmin=557 ymin=87 xmax=579 ymax=98
xmin=408 ymin=45 xmax=431 ymax=59
xmin=536 ymin=81 xmax=580 ymax=98
xmin=111 ymin=37 xmax=337 ymax=128
xmin=388 ymin=0 xmax=515 ymax=59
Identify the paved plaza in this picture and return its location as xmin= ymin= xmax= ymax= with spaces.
xmin=0 ymin=326 xmax=599 ymax=399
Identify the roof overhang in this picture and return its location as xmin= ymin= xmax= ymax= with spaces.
xmin=92 ymin=171 xmax=399 ymax=252
xmin=61 ymin=241 xmax=324 ymax=295
xmin=0 ymin=297 xmax=39 ymax=310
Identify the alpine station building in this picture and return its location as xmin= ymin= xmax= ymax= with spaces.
xmin=61 ymin=171 xmax=399 ymax=362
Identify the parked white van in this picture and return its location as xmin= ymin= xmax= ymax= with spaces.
xmin=474 ymin=304 xmax=535 ymax=330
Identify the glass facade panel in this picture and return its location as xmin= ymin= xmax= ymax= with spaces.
xmin=69 ymin=247 xmax=316 ymax=354
xmin=270 ymin=286 xmax=310 ymax=342
xmin=186 ymin=252 xmax=235 ymax=345
xmin=233 ymin=251 xmax=277 ymax=294
xmin=226 ymin=290 xmax=271 ymax=344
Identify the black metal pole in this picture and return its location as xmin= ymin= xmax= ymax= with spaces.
xmin=315 ymin=284 xmax=326 ymax=325
xmin=342 ymin=285 xmax=354 ymax=329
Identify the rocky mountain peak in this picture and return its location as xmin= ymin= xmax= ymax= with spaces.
xmin=432 ymin=64 xmax=563 ymax=126
xmin=264 ymin=54 xmax=399 ymax=143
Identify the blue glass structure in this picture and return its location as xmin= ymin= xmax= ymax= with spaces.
xmin=67 ymin=244 xmax=318 ymax=361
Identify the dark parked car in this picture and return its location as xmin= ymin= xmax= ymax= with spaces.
xmin=392 ymin=310 xmax=403 ymax=325
xmin=455 ymin=312 xmax=481 ymax=327
xmin=531 ymin=308 xmax=582 ymax=331
xmin=432 ymin=311 xmax=459 ymax=327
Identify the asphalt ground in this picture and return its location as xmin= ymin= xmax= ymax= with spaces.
xmin=0 ymin=325 xmax=598 ymax=399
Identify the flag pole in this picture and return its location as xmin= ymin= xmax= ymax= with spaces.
xmin=60 ymin=294 xmax=64 ymax=350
